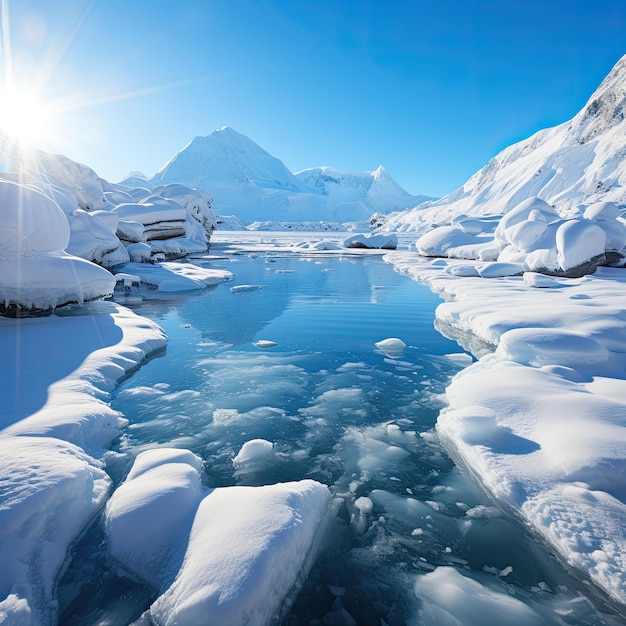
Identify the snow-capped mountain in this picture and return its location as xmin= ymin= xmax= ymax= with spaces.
xmin=295 ymin=164 xmax=431 ymax=211
xmin=121 ymin=127 xmax=428 ymax=225
xmin=384 ymin=54 xmax=626 ymax=232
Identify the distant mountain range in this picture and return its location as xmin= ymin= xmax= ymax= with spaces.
xmin=120 ymin=126 xmax=431 ymax=225
xmin=384 ymin=54 xmax=626 ymax=231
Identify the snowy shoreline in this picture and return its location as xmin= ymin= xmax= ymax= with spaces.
xmin=0 ymin=301 xmax=167 ymax=624
xmin=384 ymin=251 xmax=626 ymax=609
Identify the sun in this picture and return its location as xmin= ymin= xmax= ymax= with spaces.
xmin=0 ymin=85 xmax=54 ymax=146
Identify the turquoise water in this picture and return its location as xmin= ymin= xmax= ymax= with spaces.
xmin=59 ymin=252 xmax=625 ymax=625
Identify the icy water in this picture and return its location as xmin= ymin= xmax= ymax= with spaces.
xmin=59 ymin=249 xmax=625 ymax=625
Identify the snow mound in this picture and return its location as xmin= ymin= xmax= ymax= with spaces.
xmin=0 ymin=179 xmax=115 ymax=315
xmin=106 ymin=449 xmax=204 ymax=588
xmin=343 ymin=233 xmax=398 ymax=250
xmin=413 ymin=195 xmax=626 ymax=278
xmin=149 ymin=480 xmax=330 ymax=626
xmin=496 ymin=328 xmax=610 ymax=368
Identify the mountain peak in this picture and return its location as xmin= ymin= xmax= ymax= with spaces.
xmin=570 ymin=55 xmax=626 ymax=143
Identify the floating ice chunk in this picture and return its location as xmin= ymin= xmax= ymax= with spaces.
xmin=105 ymin=449 xmax=204 ymax=588
xmin=443 ymin=352 xmax=474 ymax=367
xmin=116 ymin=262 xmax=232 ymax=293
xmin=354 ymin=496 xmax=374 ymax=514
xmin=232 ymin=438 xmax=274 ymax=466
xmin=149 ymin=480 xmax=331 ymax=626
xmin=229 ymin=284 xmax=268 ymax=293
xmin=465 ymin=505 xmax=502 ymax=519
xmin=495 ymin=328 xmax=609 ymax=368
xmin=253 ymin=339 xmax=278 ymax=349
xmin=413 ymin=566 xmax=545 ymax=625
xmin=375 ymin=337 xmax=406 ymax=357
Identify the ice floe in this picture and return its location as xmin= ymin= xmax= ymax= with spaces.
xmin=106 ymin=448 xmax=331 ymax=626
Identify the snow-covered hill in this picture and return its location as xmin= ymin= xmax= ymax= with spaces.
xmin=384 ymin=54 xmax=626 ymax=232
xmin=121 ymin=127 xmax=428 ymax=225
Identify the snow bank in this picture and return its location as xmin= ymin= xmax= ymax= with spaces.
xmin=386 ymin=252 xmax=626 ymax=607
xmin=414 ymin=197 xmax=626 ymax=278
xmin=0 ymin=302 xmax=166 ymax=624
xmin=106 ymin=448 xmax=331 ymax=626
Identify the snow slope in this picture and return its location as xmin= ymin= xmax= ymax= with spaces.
xmin=120 ymin=127 xmax=427 ymax=224
xmin=384 ymin=54 xmax=626 ymax=232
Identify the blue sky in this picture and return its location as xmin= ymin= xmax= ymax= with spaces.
xmin=2 ymin=0 xmax=626 ymax=197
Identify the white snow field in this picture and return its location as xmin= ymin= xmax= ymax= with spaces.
xmin=385 ymin=251 xmax=626 ymax=608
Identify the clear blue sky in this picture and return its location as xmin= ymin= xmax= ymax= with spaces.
xmin=2 ymin=0 xmax=625 ymax=197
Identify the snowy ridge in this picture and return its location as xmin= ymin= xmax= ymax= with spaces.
xmin=384 ymin=54 xmax=626 ymax=232
xmin=120 ymin=127 xmax=428 ymax=224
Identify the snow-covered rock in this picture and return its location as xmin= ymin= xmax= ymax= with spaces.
xmin=343 ymin=232 xmax=398 ymax=249
xmin=413 ymin=195 xmax=626 ymax=278
xmin=0 ymin=136 xmax=216 ymax=275
xmin=0 ymin=179 xmax=116 ymax=315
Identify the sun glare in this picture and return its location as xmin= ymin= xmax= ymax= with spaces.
xmin=0 ymin=85 xmax=54 ymax=145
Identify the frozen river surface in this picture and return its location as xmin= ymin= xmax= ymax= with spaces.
xmin=59 ymin=248 xmax=625 ymax=625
